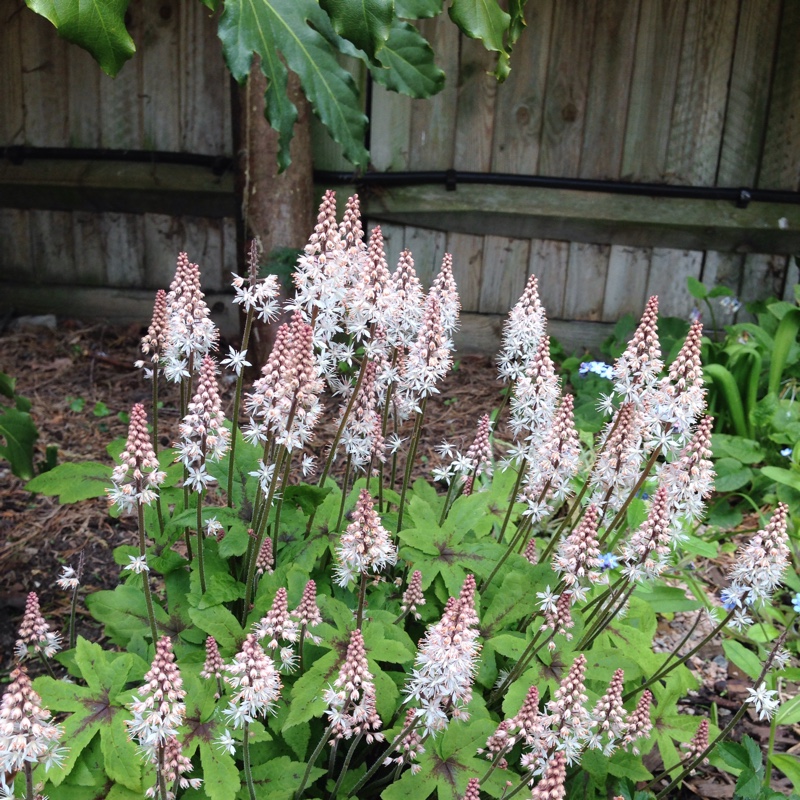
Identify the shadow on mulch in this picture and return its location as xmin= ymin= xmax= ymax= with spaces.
xmin=1 ymin=316 xmax=798 ymax=798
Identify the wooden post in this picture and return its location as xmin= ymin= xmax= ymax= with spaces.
xmin=237 ymin=60 xmax=315 ymax=363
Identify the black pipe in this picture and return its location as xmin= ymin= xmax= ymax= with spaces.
xmin=313 ymin=169 xmax=800 ymax=208
xmin=4 ymin=145 xmax=800 ymax=207
xmin=2 ymin=145 xmax=234 ymax=176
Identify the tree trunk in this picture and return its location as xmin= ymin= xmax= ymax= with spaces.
xmin=236 ymin=60 xmax=315 ymax=364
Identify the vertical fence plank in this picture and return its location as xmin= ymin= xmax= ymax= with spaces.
xmin=563 ymin=242 xmax=610 ymax=321
xmin=716 ymin=0 xmax=780 ymax=187
xmin=739 ymin=254 xmax=788 ymax=308
xmin=453 ymin=38 xmax=498 ymax=172
xmin=491 ymin=0 xmax=554 ymax=174
xmin=538 ymin=0 xmax=597 ymax=177
xmin=29 ymin=211 xmax=75 ymax=284
xmin=446 ymin=232 xmax=483 ymax=313
xmin=184 ymin=217 xmax=225 ymax=291
xmin=408 ymin=16 xmax=459 ymax=169
xmin=759 ymin=1 xmax=800 ymax=191
xmin=180 ymin=1 xmax=231 ymax=155
xmin=665 ymin=0 xmax=738 ymax=185
xmin=579 ymin=0 xmax=639 ymax=179
xmin=621 ymin=0 xmax=687 ymax=181
xmin=0 ymin=210 xmax=32 ymax=276
xmin=141 ymin=1 xmax=181 ymax=152
xmin=104 ymin=214 xmax=146 ymax=288
xmin=529 ymin=239 xmax=569 ymax=318
xmin=783 ymin=258 xmax=799 ymax=302
xmin=1 ymin=3 xmax=25 ymax=145
xmin=99 ymin=8 xmax=142 ymax=148
xmin=646 ymin=248 xmax=703 ymax=317
xmin=403 ymin=226 xmax=447 ymax=289
xmin=370 ymin=85 xmax=411 ymax=171
xmin=20 ymin=10 xmax=69 ymax=146
xmin=67 ymin=45 xmax=101 ymax=148
xmin=71 ymin=212 xmax=106 ymax=285
xmin=602 ymin=245 xmax=651 ymax=322
xmin=144 ymin=214 xmax=185 ymax=289
xmin=479 ymin=236 xmax=531 ymax=315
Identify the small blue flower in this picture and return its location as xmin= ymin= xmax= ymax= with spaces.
xmin=781 ymin=447 xmax=793 ymax=458
xmin=792 ymin=592 xmax=800 ymax=614
xmin=720 ymin=588 xmax=740 ymax=612
xmin=599 ymin=553 xmax=619 ymax=571
xmin=579 ymin=361 xmax=613 ymax=380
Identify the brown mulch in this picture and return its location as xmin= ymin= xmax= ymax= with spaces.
xmin=1 ymin=315 xmax=798 ymax=797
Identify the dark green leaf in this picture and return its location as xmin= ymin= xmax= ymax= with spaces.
xmin=770 ymin=754 xmax=800 ymax=791
xmin=687 ymin=276 xmax=708 ymax=299
xmin=715 ymin=741 xmax=750 ymax=772
xmin=86 ymin=585 xmax=170 ymax=646
xmin=713 ymin=458 xmax=752 ymax=492
xmin=722 ymin=641 xmax=761 ymax=681
xmin=449 ymin=0 xmax=511 ymax=79
xmin=284 ymin=650 xmax=339 ymax=729
xmin=372 ymin=21 xmax=445 ymax=98
xmin=320 ymin=0 xmax=393 ymax=59
xmin=247 ymin=756 xmax=324 ymax=800
xmin=188 ymin=604 xmax=245 ymax=652
xmin=0 ymin=406 xmax=38 ymax=478
xmin=24 ymin=0 xmax=136 ymax=76
xmin=711 ymin=434 xmax=765 ymax=464
xmin=26 ymin=461 xmax=111 ymax=503
xmin=218 ymin=0 xmax=368 ymax=170
xmin=395 ymin=0 xmax=441 ymax=17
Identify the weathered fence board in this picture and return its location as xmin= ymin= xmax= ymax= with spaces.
xmin=621 ymin=0 xmax=687 ymax=182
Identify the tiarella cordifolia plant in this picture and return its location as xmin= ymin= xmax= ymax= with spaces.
xmin=14 ymin=192 xmax=800 ymax=800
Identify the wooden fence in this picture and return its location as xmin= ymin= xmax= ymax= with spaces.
xmin=1 ymin=0 xmax=799 ymax=350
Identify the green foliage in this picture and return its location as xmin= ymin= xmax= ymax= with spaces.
xmin=0 ymin=370 xmax=41 ymax=479
xmin=24 ymin=0 xmax=523 ymax=169
xmin=16 ymin=225 xmax=798 ymax=800
xmin=23 ymin=0 xmax=135 ymax=76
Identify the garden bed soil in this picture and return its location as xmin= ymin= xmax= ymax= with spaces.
xmin=1 ymin=316 xmax=798 ymax=798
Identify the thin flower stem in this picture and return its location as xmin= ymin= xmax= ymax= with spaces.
xmin=299 ymin=624 xmax=308 ymax=672
xmin=336 ymin=455 xmax=353 ymax=531
xmin=480 ymin=516 xmax=531 ymax=594
xmin=496 ymin=460 xmax=527 ymax=545
xmin=24 ymin=762 xmax=33 ymax=800
xmin=319 ymin=356 xmax=371 ymax=488
xmin=480 ymin=741 xmax=512 ymax=784
xmin=355 ymin=573 xmax=370 ymax=630
xmin=151 ymin=365 xmax=165 ymax=537
xmin=296 ymin=724 xmax=335 ymax=799
xmin=157 ymin=745 xmax=169 ymax=800
xmin=598 ymin=445 xmax=662 ymax=547
xmin=623 ymin=607 xmax=737 ymax=702
xmin=242 ymin=444 xmax=289 ymax=622
xmin=227 ymin=305 xmax=255 ymax=505
xmin=347 ymin=716 xmax=421 ymax=798
xmin=489 ymin=629 xmax=547 ymax=706
xmin=501 ymin=774 xmax=530 ymax=800
xmin=243 ymin=721 xmax=257 ymax=800
xmin=271 ymin=450 xmax=294 ymax=545
xmin=330 ymin=734 xmax=362 ymax=800
xmin=196 ymin=496 xmax=207 ymax=594
xmin=138 ymin=503 xmax=160 ymax=644
xmin=438 ymin=474 xmax=460 ymax=526
xmin=38 ymin=651 xmax=56 ymax=680
xmin=397 ymin=399 xmax=428 ymax=532
xmin=650 ymin=630 xmax=788 ymax=799
xmin=579 ymin=584 xmax=635 ymax=651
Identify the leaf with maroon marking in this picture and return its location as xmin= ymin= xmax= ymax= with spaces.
xmin=34 ymin=637 xmax=142 ymax=790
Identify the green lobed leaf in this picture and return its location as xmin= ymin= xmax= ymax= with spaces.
xmin=482 ymin=567 xmax=548 ymax=636
xmin=24 ymin=0 xmax=136 ymax=76
xmin=74 ymin=638 xmax=134 ymax=697
xmin=395 ymin=0 xmax=442 ymax=17
xmin=0 ymin=405 xmax=38 ymax=478
xmin=246 ymin=755 xmax=324 ymax=799
xmin=320 ymin=0 xmax=393 ymax=59
xmin=632 ymin=585 xmax=702 ymax=614
xmin=100 ymin=714 xmax=142 ymax=791
xmin=86 ymin=584 xmax=170 ymax=646
xmin=372 ymin=20 xmax=445 ymax=98
xmin=284 ymin=649 xmax=339 ymax=729
xmin=713 ymin=457 xmax=753 ymax=492
xmin=188 ymin=604 xmax=245 ymax=652
xmin=448 ymin=0 xmax=512 ymax=80
xmin=26 ymin=460 xmax=111 ymax=502
xmin=770 ymin=754 xmax=800 ymax=791
xmin=218 ymin=0 xmax=368 ymax=170
xmin=199 ymin=741 xmax=241 ymax=800
xmin=687 ymin=276 xmax=708 ymax=299
xmin=711 ymin=434 xmax=765 ymax=464
xmin=722 ymin=640 xmax=761 ymax=681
